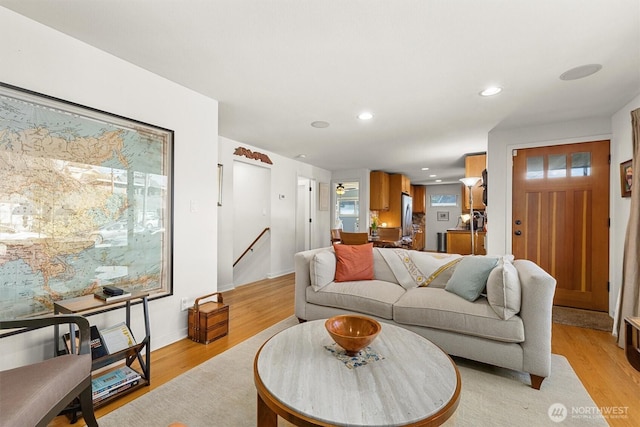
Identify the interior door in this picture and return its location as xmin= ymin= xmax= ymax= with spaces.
xmin=512 ymin=140 xmax=610 ymax=311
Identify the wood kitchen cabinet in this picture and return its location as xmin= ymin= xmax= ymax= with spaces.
xmin=370 ymin=171 xmax=390 ymax=211
xmin=378 ymin=174 xmax=409 ymax=228
xmin=446 ymin=230 xmax=486 ymax=255
xmin=411 ymin=185 xmax=426 ymax=214
xmin=462 ymin=153 xmax=486 ymax=212
xmin=399 ymin=174 xmax=411 ymax=195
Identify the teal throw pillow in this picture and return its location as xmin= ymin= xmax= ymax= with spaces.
xmin=445 ymin=256 xmax=498 ymax=301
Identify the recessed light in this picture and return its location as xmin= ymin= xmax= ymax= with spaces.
xmin=435 ymin=179 xmax=442 ymax=183
xmin=311 ymin=121 xmax=330 ymax=128
xmin=429 ymin=174 xmax=437 ymax=178
xmin=357 ymin=112 xmax=374 ymax=120
xmin=421 ymin=167 xmax=430 ymax=171
xmin=480 ymin=86 xmax=502 ymax=96
xmin=559 ymin=64 xmax=602 ymax=81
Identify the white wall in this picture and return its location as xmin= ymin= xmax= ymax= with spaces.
xmin=425 ymin=184 xmax=462 ymax=251
xmin=0 ymin=9 xmax=219 ymax=368
xmin=486 ymin=115 xmax=633 ymax=314
xmin=610 ymin=94 xmax=640 ymax=316
xmin=217 ymin=137 xmax=331 ymax=291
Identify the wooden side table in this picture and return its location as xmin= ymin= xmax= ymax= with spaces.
xmin=624 ymin=317 xmax=640 ymax=372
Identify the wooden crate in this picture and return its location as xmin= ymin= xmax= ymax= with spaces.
xmin=188 ymin=292 xmax=229 ymax=344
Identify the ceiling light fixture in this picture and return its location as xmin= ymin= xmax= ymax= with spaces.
xmin=480 ymin=86 xmax=502 ymax=97
xmin=336 ymin=183 xmax=345 ymax=195
xmin=311 ymin=121 xmax=330 ymax=128
xmin=296 ymin=154 xmax=306 ymax=159
xmin=357 ymin=112 xmax=374 ymax=120
xmin=559 ymin=64 xmax=603 ymax=81
xmin=435 ymin=179 xmax=442 ymax=183
xmin=421 ymin=167 xmax=430 ymax=171
xmin=429 ymin=174 xmax=437 ymax=178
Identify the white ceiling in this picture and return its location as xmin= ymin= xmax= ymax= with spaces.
xmin=2 ymin=0 xmax=639 ymax=184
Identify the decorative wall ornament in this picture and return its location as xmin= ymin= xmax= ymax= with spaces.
xmin=233 ymin=147 xmax=273 ymax=165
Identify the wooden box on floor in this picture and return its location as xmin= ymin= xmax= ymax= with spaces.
xmin=188 ymin=292 xmax=229 ymax=344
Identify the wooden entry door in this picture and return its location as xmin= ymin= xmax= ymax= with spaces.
xmin=512 ymin=140 xmax=610 ymax=311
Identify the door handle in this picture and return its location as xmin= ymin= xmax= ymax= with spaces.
xmin=514 ymin=230 xmax=522 ymax=236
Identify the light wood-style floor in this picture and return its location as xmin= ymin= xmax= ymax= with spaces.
xmin=51 ymin=274 xmax=640 ymax=427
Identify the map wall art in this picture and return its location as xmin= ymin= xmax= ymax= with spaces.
xmin=0 ymin=83 xmax=173 ymax=318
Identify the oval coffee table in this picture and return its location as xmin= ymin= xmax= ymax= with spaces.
xmin=254 ymin=319 xmax=461 ymax=426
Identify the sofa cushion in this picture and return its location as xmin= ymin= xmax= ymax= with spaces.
xmin=310 ymin=250 xmax=336 ymax=291
xmin=334 ymin=243 xmax=374 ymax=282
xmin=445 ymin=255 xmax=498 ymax=301
xmin=486 ymin=256 xmax=521 ymax=320
xmin=393 ymin=287 xmax=524 ymax=343
xmin=306 ymin=279 xmax=405 ymax=320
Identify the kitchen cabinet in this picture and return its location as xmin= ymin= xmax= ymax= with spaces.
xmin=412 ymin=185 xmax=426 ymax=214
xmin=378 ymin=174 xmax=409 ymax=228
xmin=399 ymin=174 xmax=411 ymax=195
xmin=462 ymin=153 xmax=486 ymax=212
xmin=370 ymin=171 xmax=389 ymax=211
xmin=446 ymin=230 xmax=486 ymax=255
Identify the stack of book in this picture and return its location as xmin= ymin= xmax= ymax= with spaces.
xmin=92 ymin=366 xmax=141 ymax=403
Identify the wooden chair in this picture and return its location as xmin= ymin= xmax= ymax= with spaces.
xmin=339 ymin=231 xmax=369 ymax=245
xmin=330 ymin=228 xmax=342 ymax=243
xmin=0 ymin=315 xmax=99 ymax=427
xmin=375 ymin=227 xmax=403 ymax=248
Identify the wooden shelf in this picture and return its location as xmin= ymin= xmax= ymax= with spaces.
xmin=54 ymin=293 xmax=151 ymax=416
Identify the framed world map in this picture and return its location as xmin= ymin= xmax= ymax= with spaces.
xmin=0 ymin=83 xmax=173 ymax=318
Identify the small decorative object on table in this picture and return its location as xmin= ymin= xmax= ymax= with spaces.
xmin=188 ymin=292 xmax=229 ymax=344
xmin=325 ymin=314 xmax=381 ymax=356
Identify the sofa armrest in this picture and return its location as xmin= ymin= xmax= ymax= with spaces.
xmin=294 ymin=247 xmax=333 ymax=320
xmin=514 ymin=259 xmax=557 ymax=377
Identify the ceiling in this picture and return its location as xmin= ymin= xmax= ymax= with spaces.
xmin=2 ymin=0 xmax=639 ymax=185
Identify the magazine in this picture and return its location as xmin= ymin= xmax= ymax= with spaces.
xmin=99 ymin=322 xmax=137 ymax=354
xmin=62 ymin=325 xmax=108 ymax=359
xmin=92 ymin=366 xmax=141 ymax=398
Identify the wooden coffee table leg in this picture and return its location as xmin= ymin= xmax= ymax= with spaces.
xmin=257 ymin=393 xmax=277 ymax=427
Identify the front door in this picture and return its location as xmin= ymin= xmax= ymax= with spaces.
xmin=512 ymin=140 xmax=610 ymax=311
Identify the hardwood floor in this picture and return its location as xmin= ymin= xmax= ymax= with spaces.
xmin=51 ymin=273 xmax=640 ymax=426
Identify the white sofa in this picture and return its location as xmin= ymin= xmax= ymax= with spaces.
xmin=294 ymin=246 xmax=557 ymax=389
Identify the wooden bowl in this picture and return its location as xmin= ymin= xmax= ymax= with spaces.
xmin=325 ymin=315 xmax=381 ymax=356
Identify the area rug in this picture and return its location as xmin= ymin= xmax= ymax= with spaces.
xmin=94 ymin=317 xmax=608 ymax=427
xmin=553 ymin=306 xmax=614 ymax=332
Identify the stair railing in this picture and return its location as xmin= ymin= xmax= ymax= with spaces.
xmin=233 ymin=227 xmax=271 ymax=267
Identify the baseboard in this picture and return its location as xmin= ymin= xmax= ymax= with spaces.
xmin=267 ymin=269 xmax=293 ymax=279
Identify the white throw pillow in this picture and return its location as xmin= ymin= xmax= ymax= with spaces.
xmin=486 ymin=256 xmax=521 ymax=320
xmin=310 ymin=251 xmax=336 ymax=291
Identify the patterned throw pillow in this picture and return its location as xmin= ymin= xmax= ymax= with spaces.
xmin=421 ymin=257 xmax=463 ymax=288
xmin=333 ymin=243 xmax=375 ymax=282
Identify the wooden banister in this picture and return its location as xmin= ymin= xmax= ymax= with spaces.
xmin=233 ymin=227 xmax=270 ymax=267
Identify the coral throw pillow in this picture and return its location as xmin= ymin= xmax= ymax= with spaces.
xmin=333 ymin=243 xmax=374 ymax=282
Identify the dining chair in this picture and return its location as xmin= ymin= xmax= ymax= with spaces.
xmin=339 ymin=231 xmax=369 ymax=245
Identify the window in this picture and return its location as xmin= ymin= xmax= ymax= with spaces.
xmin=571 ymin=152 xmax=591 ymax=176
xmin=430 ymin=194 xmax=458 ymax=207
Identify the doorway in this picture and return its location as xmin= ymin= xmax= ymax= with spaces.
xmin=512 ymin=140 xmax=610 ymax=311
xmin=334 ymin=182 xmax=360 ymax=232
xmin=232 ymin=161 xmax=270 ymax=286
xmin=296 ymin=177 xmax=315 ymax=252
